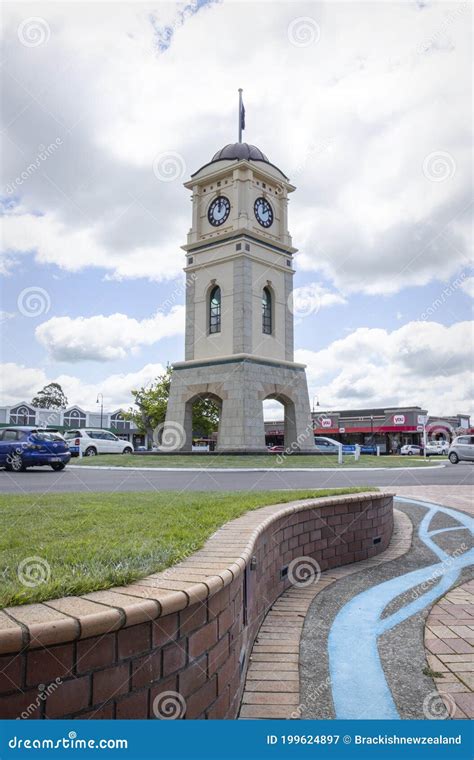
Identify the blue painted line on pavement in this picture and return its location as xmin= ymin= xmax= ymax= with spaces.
xmin=327 ymin=499 xmax=473 ymax=719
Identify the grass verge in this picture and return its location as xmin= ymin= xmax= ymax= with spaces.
xmin=0 ymin=488 xmax=370 ymax=608
xmin=71 ymin=453 xmax=440 ymax=469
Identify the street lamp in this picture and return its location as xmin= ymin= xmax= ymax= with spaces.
xmin=370 ymin=415 xmax=374 ymax=442
xmin=96 ymin=393 xmax=104 ymax=429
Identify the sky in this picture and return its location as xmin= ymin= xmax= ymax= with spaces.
xmin=0 ymin=0 xmax=472 ymax=420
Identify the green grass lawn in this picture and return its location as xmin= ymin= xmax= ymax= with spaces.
xmin=0 ymin=488 xmax=369 ymax=608
xmin=71 ymin=453 xmax=440 ymax=468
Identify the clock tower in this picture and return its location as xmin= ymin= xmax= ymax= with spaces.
xmin=163 ymin=137 xmax=315 ymax=452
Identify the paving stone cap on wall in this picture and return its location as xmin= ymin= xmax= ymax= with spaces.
xmin=0 ymin=492 xmax=390 ymax=655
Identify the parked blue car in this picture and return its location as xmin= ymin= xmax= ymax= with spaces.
xmin=0 ymin=427 xmax=71 ymax=472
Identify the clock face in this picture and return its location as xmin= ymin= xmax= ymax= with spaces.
xmin=254 ymin=197 xmax=274 ymax=228
xmin=208 ymin=196 xmax=230 ymax=227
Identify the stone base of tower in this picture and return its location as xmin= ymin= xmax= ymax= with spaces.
xmin=163 ymin=354 xmax=315 ymax=453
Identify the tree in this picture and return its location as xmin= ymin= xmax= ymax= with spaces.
xmin=31 ymin=382 xmax=68 ymax=409
xmin=125 ymin=366 xmax=219 ymax=444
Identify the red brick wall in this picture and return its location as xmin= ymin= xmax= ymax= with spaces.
xmin=0 ymin=494 xmax=393 ymax=720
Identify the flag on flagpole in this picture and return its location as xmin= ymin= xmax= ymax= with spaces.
xmin=238 ymin=88 xmax=245 ymax=142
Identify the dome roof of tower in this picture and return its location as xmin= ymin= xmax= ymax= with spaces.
xmin=211 ymin=143 xmax=270 ymax=162
xmin=191 ymin=142 xmax=288 ymax=179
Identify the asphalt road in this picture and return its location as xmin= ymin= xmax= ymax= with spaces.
xmin=0 ymin=462 xmax=473 ymax=493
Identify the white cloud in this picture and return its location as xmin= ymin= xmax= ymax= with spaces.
xmin=0 ymin=0 xmax=470 ymax=292
xmin=460 ymin=276 xmax=474 ymax=299
xmin=2 ymin=212 xmax=183 ymax=282
xmin=0 ymin=362 xmax=166 ymax=409
xmin=291 ymin=282 xmax=346 ymax=321
xmin=35 ymin=305 xmax=185 ymax=362
xmin=0 ymin=363 xmax=48 ymax=406
xmin=296 ymin=320 xmax=473 ymax=417
xmin=0 ymin=311 xmax=15 ymax=323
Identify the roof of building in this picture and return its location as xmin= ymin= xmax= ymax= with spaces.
xmin=211 ymin=142 xmax=269 ymax=162
xmin=191 ymin=142 xmax=288 ymax=179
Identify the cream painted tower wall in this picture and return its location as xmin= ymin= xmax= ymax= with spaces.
xmin=164 ymin=144 xmax=315 ymax=453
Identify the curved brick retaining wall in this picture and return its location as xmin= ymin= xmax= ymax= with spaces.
xmin=0 ymin=492 xmax=393 ymax=720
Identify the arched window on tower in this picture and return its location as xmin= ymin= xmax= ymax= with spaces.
xmin=209 ymin=285 xmax=221 ymax=334
xmin=262 ymin=287 xmax=272 ymax=335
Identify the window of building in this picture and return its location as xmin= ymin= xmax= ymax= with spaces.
xmin=209 ymin=285 xmax=221 ymax=334
xmin=9 ymin=405 xmax=35 ymax=425
xmin=262 ymin=287 xmax=272 ymax=335
xmin=111 ymin=412 xmax=127 ymax=431
xmin=64 ymin=408 xmax=86 ymax=427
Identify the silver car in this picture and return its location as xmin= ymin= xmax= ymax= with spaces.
xmin=448 ymin=435 xmax=474 ymax=464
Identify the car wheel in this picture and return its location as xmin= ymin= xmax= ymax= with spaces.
xmin=449 ymin=452 xmax=459 ymax=464
xmin=84 ymin=447 xmax=97 ymax=457
xmin=408 ymin=451 xmax=413 ymax=456
xmin=6 ymin=452 xmax=26 ymax=472
xmin=123 ymin=447 xmax=133 ymax=455
xmin=51 ymin=462 xmax=66 ymax=471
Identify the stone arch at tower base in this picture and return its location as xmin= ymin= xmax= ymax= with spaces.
xmin=165 ymin=355 xmax=315 ymax=453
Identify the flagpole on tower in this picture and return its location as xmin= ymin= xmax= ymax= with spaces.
xmin=238 ymin=88 xmax=243 ymax=143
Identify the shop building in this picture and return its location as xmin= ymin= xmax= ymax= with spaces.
xmin=265 ymin=406 xmax=471 ymax=453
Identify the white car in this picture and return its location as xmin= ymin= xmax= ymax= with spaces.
xmin=64 ymin=429 xmax=134 ymax=457
xmin=314 ymin=436 xmax=341 ymax=453
xmin=448 ymin=435 xmax=474 ymax=464
xmin=400 ymin=444 xmax=422 ymax=456
xmin=425 ymin=441 xmax=449 ymax=456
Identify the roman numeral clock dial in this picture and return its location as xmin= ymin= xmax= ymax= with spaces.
xmin=254 ymin=197 xmax=273 ymax=228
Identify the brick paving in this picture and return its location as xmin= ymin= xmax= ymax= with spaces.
xmin=239 ymin=508 xmax=412 ymax=719
xmin=424 ymin=580 xmax=474 ymax=719
xmin=381 ymin=485 xmax=473 ymax=516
